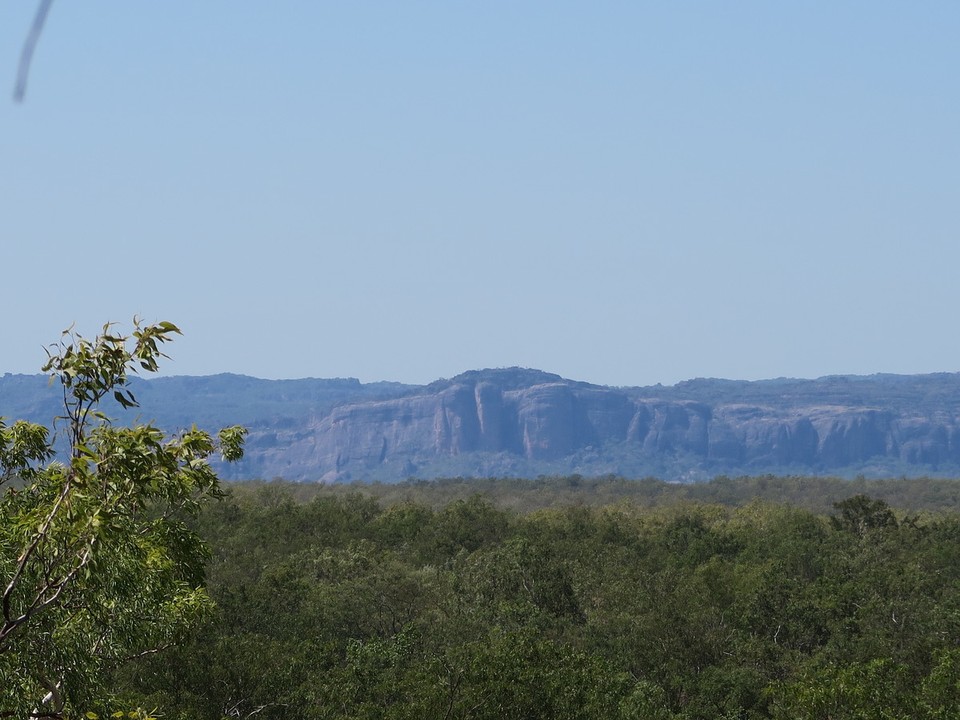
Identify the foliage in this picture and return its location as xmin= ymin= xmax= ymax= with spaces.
xmin=0 ymin=321 xmax=244 ymax=719
xmin=111 ymin=479 xmax=960 ymax=719
xmin=247 ymin=473 xmax=960 ymax=516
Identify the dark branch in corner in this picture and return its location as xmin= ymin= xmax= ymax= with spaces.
xmin=13 ymin=0 xmax=55 ymax=103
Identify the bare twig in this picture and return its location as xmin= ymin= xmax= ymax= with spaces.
xmin=13 ymin=0 xmax=55 ymax=102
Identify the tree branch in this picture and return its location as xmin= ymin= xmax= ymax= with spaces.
xmin=13 ymin=0 xmax=55 ymax=102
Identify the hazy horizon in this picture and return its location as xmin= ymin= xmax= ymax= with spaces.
xmin=6 ymin=363 xmax=959 ymax=390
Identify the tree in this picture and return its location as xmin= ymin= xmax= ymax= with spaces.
xmin=0 ymin=320 xmax=245 ymax=718
xmin=770 ymin=658 xmax=912 ymax=720
xmin=830 ymin=494 xmax=898 ymax=537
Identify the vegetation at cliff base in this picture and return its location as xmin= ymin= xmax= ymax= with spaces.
xmin=112 ymin=479 xmax=960 ymax=719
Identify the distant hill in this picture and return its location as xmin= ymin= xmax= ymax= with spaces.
xmin=3 ymin=368 xmax=960 ymax=482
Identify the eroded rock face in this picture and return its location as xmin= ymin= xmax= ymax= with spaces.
xmin=214 ymin=369 xmax=960 ymax=481
xmin=5 ymin=368 xmax=960 ymax=481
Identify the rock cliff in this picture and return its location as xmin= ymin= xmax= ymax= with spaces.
xmin=212 ymin=369 xmax=960 ymax=481
xmin=4 ymin=369 xmax=960 ymax=482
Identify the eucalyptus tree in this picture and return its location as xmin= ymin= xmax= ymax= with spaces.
xmin=0 ymin=321 xmax=245 ymax=718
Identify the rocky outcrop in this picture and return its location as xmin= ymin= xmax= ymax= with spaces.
xmin=214 ymin=370 xmax=960 ymax=481
xmin=4 ymin=369 xmax=960 ymax=482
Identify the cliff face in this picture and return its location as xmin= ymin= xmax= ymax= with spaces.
xmin=4 ymin=369 xmax=960 ymax=482
xmin=220 ymin=370 xmax=960 ymax=482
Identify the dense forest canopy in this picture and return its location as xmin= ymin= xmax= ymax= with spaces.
xmin=110 ymin=476 xmax=960 ymax=719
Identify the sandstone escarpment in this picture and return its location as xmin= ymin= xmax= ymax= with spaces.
xmin=217 ymin=370 xmax=960 ymax=481
xmin=5 ymin=369 xmax=960 ymax=482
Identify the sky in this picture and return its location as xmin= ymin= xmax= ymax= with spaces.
xmin=2 ymin=2 xmax=959 ymax=388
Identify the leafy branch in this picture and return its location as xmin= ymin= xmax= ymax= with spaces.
xmin=0 ymin=320 xmax=245 ymax=718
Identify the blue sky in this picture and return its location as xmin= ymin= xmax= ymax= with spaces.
xmin=2 ymin=3 xmax=958 ymax=387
